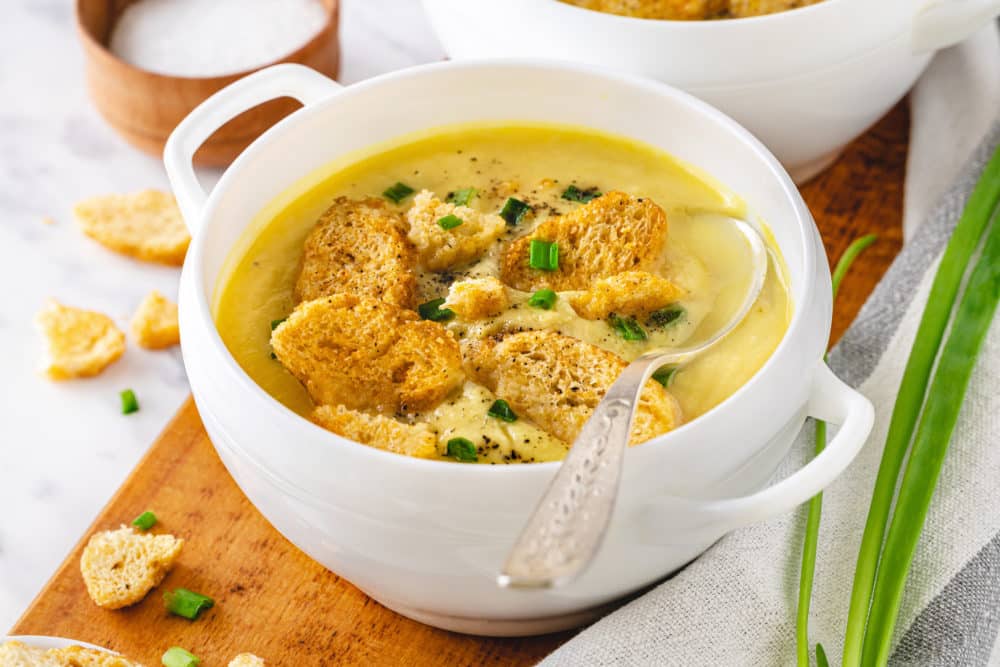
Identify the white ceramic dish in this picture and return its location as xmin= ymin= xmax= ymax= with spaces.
xmin=165 ymin=61 xmax=874 ymax=636
xmin=2 ymin=635 xmax=115 ymax=652
xmin=421 ymin=0 xmax=1000 ymax=182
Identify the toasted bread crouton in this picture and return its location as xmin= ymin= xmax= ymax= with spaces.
xmin=406 ymin=190 xmax=506 ymax=271
xmin=73 ymin=190 xmax=189 ymax=266
xmin=228 ymin=655 xmax=265 ymax=667
xmin=36 ymin=301 xmax=126 ymax=380
xmin=130 ymin=290 xmax=179 ymax=349
xmin=444 ymin=277 xmax=510 ymax=320
xmin=80 ymin=525 xmax=183 ymax=609
xmin=295 ymin=197 xmax=418 ymax=308
xmin=727 ymin=0 xmax=820 ymax=17
xmin=501 ymin=192 xmax=668 ymax=291
xmin=47 ymin=646 xmax=145 ymax=667
xmin=272 ymin=294 xmax=464 ymax=413
xmin=313 ymin=404 xmax=438 ymax=458
xmin=465 ymin=330 xmax=681 ymax=445
xmin=561 ymin=0 xmax=726 ymax=19
xmin=570 ymin=271 xmax=684 ymax=320
xmin=0 ymin=641 xmax=62 ymax=666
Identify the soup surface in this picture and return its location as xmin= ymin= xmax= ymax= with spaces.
xmin=560 ymin=0 xmax=823 ymax=20
xmin=215 ymin=124 xmax=791 ymax=463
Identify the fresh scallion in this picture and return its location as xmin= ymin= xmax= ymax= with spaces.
xmin=528 ymin=240 xmax=559 ymax=271
xmin=417 ymin=298 xmax=455 ymax=322
xmin=487 ymin=399 xmax=518 ymax=423
xmin=500 ymin=197 xmax=531 ymax=226
xmin=815 ymin=643 xmax=830 ymax=667
xmin=447 ymin=437 xmax=478 ymax=462
xmin=132 ymin=510 xmax=157 ymax=531
xmin=648 ymin=305 xmax=685 ymax=328
xmin=608 ymin=313 xmax=647 ymax=341
xmin=120 ymin=389 xmax=139 ymax=415
xmin=437 ymin=214 xmax=463 ymax=230
xmin=447 ymin=188 xmax=477 ymax=206
xmin=164 ymin=588 xmax=215 ymax=621
xmin=528 ymin=289 xmax=557 ymax=310
xmin=382 ymin=182 xmax=415 ymax=204
xmin=651 ymin=366 xmax=678 ymax=388
xmin=270 ymin=317 xmax=286 ymax=331
xmin=561 ymin=184 xmax=601 ymax=203
xmin=162 ymin=647 xmax=200 ymax=667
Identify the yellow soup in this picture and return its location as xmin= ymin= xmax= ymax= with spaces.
xmin=215 ymin=124 xmax=791 ymax=464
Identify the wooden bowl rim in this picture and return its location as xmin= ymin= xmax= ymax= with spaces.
xmin=74 ymin=0 xmax=339 ymax=83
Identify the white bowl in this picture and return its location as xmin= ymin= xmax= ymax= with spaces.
xmin=164 ymin=61 xmax=874 ymax=636
xmin=421 ymin=0 xmax=1000 ymax=182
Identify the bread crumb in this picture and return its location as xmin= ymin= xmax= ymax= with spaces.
xmin=48 ymin=645 xmax=146 ymax=666
xmin=445 ymin=277 xmax=509 ymax=320
xmin=312 ymin=405 xmax=438 ymax=459
xmin=73 ymin=190 xmax=189 ymax=266
xmin=228 ymin=655 xmax=265 ymax=667
xmin=570 ymin=271 xmax=684 ymax=320
xmin=42 ymin=216 xmax=56 ymax=226
xmin=0 ymin=640 xmax=62 ymax=666
xmin=36 ymin=300 xmax=126 ymax=380
xmin=560 ymin=0 xmax=727 ymax=20
xmin=406 ymin=190 xmax=506 ymax=271
xmin=130 ymin=290 xmax=179 ymax=349
xmin=80 ymin=525 xmax=183 ymax=609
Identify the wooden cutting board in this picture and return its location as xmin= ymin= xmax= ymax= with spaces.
xmin=10 ymin=103 xmax=908 ymax=666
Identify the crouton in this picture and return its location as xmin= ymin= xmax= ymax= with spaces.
xmin=570 ymin=271 xmax=684 ymax=320
xmin=80 ymin=525 xmax=183 ymax=609
xmin=0 ymin=641 xmax=62 ymax=667
xmin=561 ymin=0 xmax=727 ymax=20
xmin=500 ymin=191 xmax=668 ymax=291
xmin=312 ymin=405 xmax=438 ymax=458
xmin=406 ymin=190 xmax=506 ymax=271
xmin=47 ymin=646 xmax=145 ymax=667
xmin=228 ymin=655 xmax=265 ymax=667
xmin=465 ymin=330 xmax=681 ymax=445
xmin=295 ymin=197 xmax=418 ymax=308
xmin=444 ymin=277 xmax=510 ymax=320
xmin=36 ymin=300 xmax=126 ymax=380
xmin=130 ymin=290 xmax=179 ymax=349
xmin=73 ymin=190 xmax=189 ymax=266
xmin=272 ymin=294 xmax=464 ymax=413
xmin=727 ymin=0 xmax=821 ymax=17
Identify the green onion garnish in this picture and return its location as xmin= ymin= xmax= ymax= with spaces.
xmin=132 ymin=510 xmax=157 ymax=531
xmin=499 ymin=197 xmax=531 ymax=226
xmin=651 ymin=366 xmax=678 ymax=388
xmin=561 ymin=185 xmax=601 ymax=203
xmin=528 ymin=240 xmax=559 ymax=271
xmin=608 ymin=313 xmax=647 ymax=341
xmin=162 ymin=647 xmax=200 ymax=667
xmin=270 ymin=317 xmax=286 ymax=331
xmin=120 ymin=389 xmax=139 ymax=415
xmin=447 ymin=188 xmax=477 ymax=206
xmin=527 ymin=289 xmax=557 ymax=310
xmin=446 ymin=437 xmax=478 ymax=462
xmin=815 ymin=643 xmax=830 ymax=667
xmin=382 ymin=182 xmax=415 ymax=204
xmin=164 ymin=588 xmax=215 ymax=620
xmin=417 ymin=298 xmax=455 ymax=322
xmin=648 ymin=305 xmax=685 ymax=328
xmin=487 ymin=399 xmax=518 ymax=423
xmin=437 ymin=214 xmax=463 ymax=230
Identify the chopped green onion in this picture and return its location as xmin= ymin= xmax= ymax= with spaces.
xmin=270 ymin=317 xmax=286 ymax=331
xmin=815 ymin=644 xmax=830 ymax=667
xmin=120 ymin=389 xmax=139 ymax=415
xmin=447 ymin=188 xmax=477 ymax=206
xmin=561 ymin=185 xmax=601 ymax=203
xmin=446 ymin=437 xmax=477 ymax=462
xmin=162 ymin=647 xmax=200 ymax=667
xmin=651 ymin=366 xmax=678 ymax=388
xmin=382 ymin=182 xmax=415 ymax=204
xmin=528 ymin=240 xmax=559 ymax=271
xmin=648 ymin=305 xmax=685 ymax=328
xmin=417 ymin=298 xmax=455 ymax=322
xmin=437 ymin=214 xmax=463 ymax=230
xmin=527 ymin=289 xmax=557 ymax=310
xmin=164 ymin=588 xmax=215 ymax=620
xmin=608 ymin=313 xmax=647 ymax=341
xmin=487 ymin=399 xmax=518 ymax=422
xmin=500 ymin=197 xmax=531 ymax=226
xmin=132 ymin=510 xmax=157 ymax=531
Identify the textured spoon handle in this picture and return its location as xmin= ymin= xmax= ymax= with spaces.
xmin=497 ymin=357 xmax=657 ymax=589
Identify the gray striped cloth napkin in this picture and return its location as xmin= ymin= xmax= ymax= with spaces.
xmin=543 ymin=32 xmax=1000 ymax=667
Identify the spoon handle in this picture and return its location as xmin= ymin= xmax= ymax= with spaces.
xmin=497 ymin=355 xmax=659 ymax=589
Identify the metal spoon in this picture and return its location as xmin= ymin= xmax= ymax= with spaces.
xmin=497 ymin=216 xmax=770 ymax=589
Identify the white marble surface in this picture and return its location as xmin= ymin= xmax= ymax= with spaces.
xmin=0 ymin=0 xmax=443 ymax=630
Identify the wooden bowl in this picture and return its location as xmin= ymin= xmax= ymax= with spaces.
xmin=75 ymin=0 xmax=340 ymax=167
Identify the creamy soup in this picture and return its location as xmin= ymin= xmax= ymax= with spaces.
xmin=215 ymin=124 xmax=791 ymax=463
xmin=560 ymin=0 xmax=823 ymax=20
